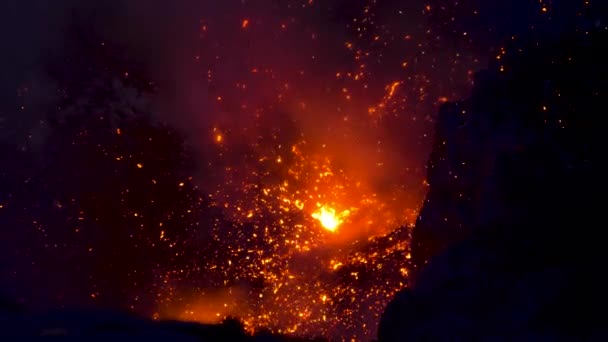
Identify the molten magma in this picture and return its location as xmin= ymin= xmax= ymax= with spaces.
xmin=312 ymin=206 xmax=349 ymax=232
xmin=158 ymin=138 xmax=416 ymax=340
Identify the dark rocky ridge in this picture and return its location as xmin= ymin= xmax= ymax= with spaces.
xmin=378 ymin=23 xmax=606 ymax=342
xmin=0 ymin=303 xmax=325 ymax=342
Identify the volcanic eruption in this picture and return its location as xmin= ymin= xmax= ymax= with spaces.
xmin=3 ymin=0 xmax=598 ymax=341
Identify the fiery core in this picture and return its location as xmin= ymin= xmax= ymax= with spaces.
xmin=312 ymin=206 xmax=349 ymax=232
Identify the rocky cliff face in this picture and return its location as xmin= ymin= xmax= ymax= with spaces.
xmin=379 ymin=26 xmax=606 ymax=341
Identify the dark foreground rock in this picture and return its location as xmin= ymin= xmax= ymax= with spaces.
xmin=379 ymin=23 xmax=606 ymax=342
xmin=0 ymin=305 xmax=321 ymax=342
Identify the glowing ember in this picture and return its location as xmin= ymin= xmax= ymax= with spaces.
xmin=312 ymin=206 xmax=348 ymax=232
xmin=153 ymin=134 xmax=415 ymax=339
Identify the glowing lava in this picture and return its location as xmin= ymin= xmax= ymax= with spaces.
xmin=312 ymin=206 xmax=349 ymax=232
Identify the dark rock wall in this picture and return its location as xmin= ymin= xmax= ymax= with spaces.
xmin=380 ymin=23 xmax=606 ymax=342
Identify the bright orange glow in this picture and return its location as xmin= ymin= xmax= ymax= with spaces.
xmin=157 ymin=118 xmax=418 ymax=340
xmin=312 ymin=206 xmax=349 ymax=232
xmin=242 ymin=19 xmax=250 ymax=28
xmin=168 ymin=288 xmax=246 ymax=325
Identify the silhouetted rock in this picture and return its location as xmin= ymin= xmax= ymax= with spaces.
xmin=380 ymin=22 xmax=606 ymax=342
xmin=0 ymin=308 xmax=320 ymax=341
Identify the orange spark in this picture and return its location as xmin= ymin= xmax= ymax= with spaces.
xmin=387 ymin=81 xmax=401 ymax=98
xmin=242 ymin=19 xmax=249 ymax=29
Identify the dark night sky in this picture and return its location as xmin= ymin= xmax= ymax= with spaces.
xmin=0 ymin=0 xmax=601 ymax=339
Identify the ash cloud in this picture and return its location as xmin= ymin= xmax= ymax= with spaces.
xmin=1 ymin=0 xmax=465 ymax=204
